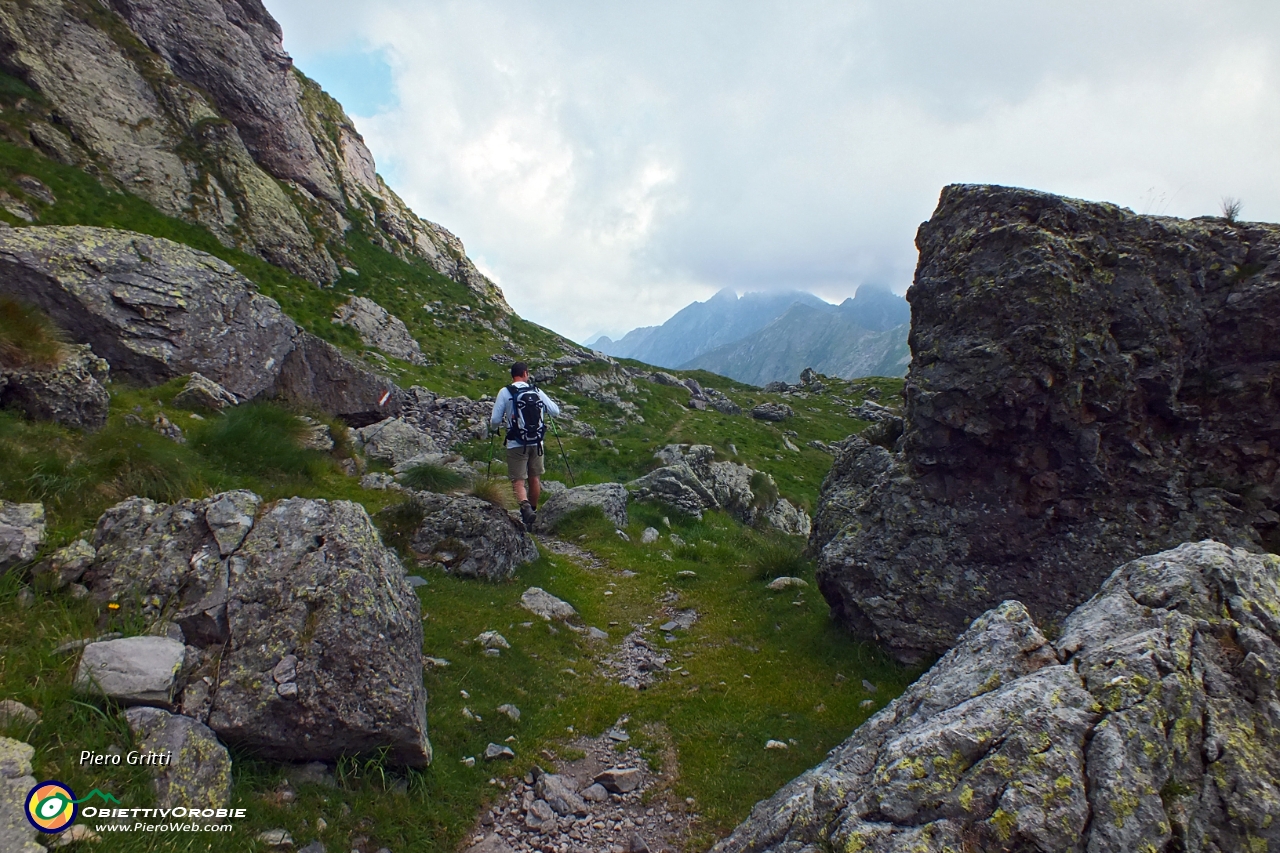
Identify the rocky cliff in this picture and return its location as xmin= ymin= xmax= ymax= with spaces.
xmin=0 ymin=0 xmax=506 ymax=308
xmin=716 ymin=542 xmax=1280 ymax=853
xmin=812 ymin=185 xmax=1280 ymax=662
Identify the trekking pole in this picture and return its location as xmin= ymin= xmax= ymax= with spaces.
xmin=548 ymin=418 xmax=576 ymax=486
xmin=486 ymin=427 xmax=497 ymax=478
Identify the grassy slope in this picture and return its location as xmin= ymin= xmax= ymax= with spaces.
xmin=0 ymin=92 xmax=917 ymax=851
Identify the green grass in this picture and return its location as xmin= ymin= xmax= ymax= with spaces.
xmin=399 ymin=462 xmax=468 ymax=493
xmin=0 ymin=99 xmax=918 ymax=849
xmin=0 ymin=296 xmax=65 ymax=369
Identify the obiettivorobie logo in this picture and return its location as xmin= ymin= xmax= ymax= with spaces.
xmin=24 ymin=782 xmax=120 ymax=833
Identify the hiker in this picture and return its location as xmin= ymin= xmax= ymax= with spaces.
xmin=490 ymin=362 xmax=560 ymax=526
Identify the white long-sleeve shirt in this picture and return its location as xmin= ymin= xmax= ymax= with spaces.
xmin=490 ymin=381 xmax=560 ymax=448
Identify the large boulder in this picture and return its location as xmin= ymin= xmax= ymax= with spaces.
xmin=81 ymin=492 xmax=430 ymax=766
xmin=402 ymin=388 xmax=494 ymax=448
xmin=0 ymin=227 xmax=400 ymax=424
xmin=333 ymin=296 xmax=427 ymax=365
xmin=408 ymin=492 xmax=538 ymax=581
xmin=715 ymin=541 xmax=1280 ymax=853
xmin=535 ymin=483 xmax=629 ymax=532
xmin=630 ymin=445 xmax=810 ymax=535
xmin=354 ymin=417 xmax=440 ymax=466
xmin=124 ymin=707 xmax=231 ymax=809
xmin=813 ymin=185 xmax=1280 ymax=662
xmin=0 ymin=501 xmax=44 ymax=573
xmin=0 ymin=342 xmax=110 ymax=429
xmin=0 ymin=737 xmax=41 ymax=853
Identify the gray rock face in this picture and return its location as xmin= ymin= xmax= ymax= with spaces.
xmin=0 ymin=342 xmax=110 ymax=429
xmin=534 ymin=483 xmax=629 ymax=532
xmin=354 ymin=418 xmax=440 ymax=466
xmin=124 ymin=707 xmax=232 ymax=809
xmin=629 ymin=445 xmax=810 ymax=535
xmin=409 ymin=492 xmax=538 ymax=582
xmin=74 ymin=636 xmax=186 ymax=707
xmin=0 ymin=737 xmax=41 ymax=853
xmin=333 ymin=297 xmax=427 ymax=365
xmin=814 ymin=185 xmax=1280 ymax=662
xmin=715 ymin=541 xmax=1280 ymax=853
xmin=402 ymin=388 xmax=493 ymax=448
xmin=0 ymin=501 xmax=44 ymax=573
xmin=82 ymin=492 xmax=430 ymax=766
xmin=32 ymin=538 xmax=96 ymax=590
xmin=272 ymin=332 xmax=402 ymax=427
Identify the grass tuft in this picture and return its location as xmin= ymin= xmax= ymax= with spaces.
xmin=191 ymin=403 xmax=330 ymax=480
xmin=467 ymin=477 xmax=511 ymax=508
xmin=0 ymin=297 xmax=64 ymax=369
xmin=399 ymin=462 xmax=467 ymax=493
xmin=749 ymin=537 xmax=811 ymax=581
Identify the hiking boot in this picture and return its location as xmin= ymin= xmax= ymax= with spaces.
xmin=520 ymin=501 xmax=537 ymax=527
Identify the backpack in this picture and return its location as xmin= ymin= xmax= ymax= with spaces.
xmin=505 ymin=384 xmax=547 ymax=447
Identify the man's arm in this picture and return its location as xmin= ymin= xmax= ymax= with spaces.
xmin=490 ymin=389 xmax=510 ymax=430
xmin=538 ymin=389 xmax=560 ymax=418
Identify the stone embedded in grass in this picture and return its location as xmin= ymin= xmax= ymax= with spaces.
xmin=861 ymin=679 xmax=878 ymax=693
xmin=616 ymin=529 xmax=631 ymax=542
xmin=477 ymin=631 xmax=510 ymax=650
xmin=484 ymin=743 xmax=515 ymax=761
xmin=497 ymin=704 xmax=521 ymax=722
xmin=586 ymin=626 xmax=609 ymax=640
xmin=256 ymin=829 xmax=293 ymax=848
xmin=173 ymin=372 xmax=239 ymax=411
xmin=676 ymin=570 xmax=697 ymax=578
xmin=641 ymin=527 xmax=659 ymax=544
xmin=0 ymin=700 xmax=38 ymax=727
xmin=520 ymin=587 xmax=578 ymax=622
xmin=767 ymin=576 xmax=809 ymax=591
xmin=765 ymin=740 xmax=788 ymax=750
xmin=74 ymin=636 xmax=185 ymax=707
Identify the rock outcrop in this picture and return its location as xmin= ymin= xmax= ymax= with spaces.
xmin=354 ymin=417 xmax=440 ymax=467
xmin=0 ymin=737 xmax=42 ymax=853
xmin=630 ymin=445 xmax=811 ymax=536
xmin=0 ymin=342 xmax=110 ymax=429
xmin=81 ymin=491 xmax=431 ymax=766
xmin=813 ymin=185 xmax=1280 ymax=661
xmin=716 ymin=541 xmax=1280 ymax=853
xmin=333 ymin=296 xmax=427 ymax=365
xmin=0 ymin=0 xmax=510 ymax=306
xmin=0 ymin=226 xmax=400 ymax=423
xmin=408 ymin=492 xmax=538 ymax=581
xmin=124 ymin=707 xmax=232 ymax=809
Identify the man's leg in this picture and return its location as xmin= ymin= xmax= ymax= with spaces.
xmin=528 ymin=476 xmax=541 ymax=509
xmin=513 ymin=479 xmax=529 ymax=504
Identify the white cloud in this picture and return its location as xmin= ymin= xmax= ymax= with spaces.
xmin=267 ymin=0 xmax=1280 ymax=341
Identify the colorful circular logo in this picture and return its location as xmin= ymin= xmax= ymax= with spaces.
xmin=25 ymin=781 xmax=77 ymax=833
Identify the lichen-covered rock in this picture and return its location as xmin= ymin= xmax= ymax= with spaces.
xmin=32 ymin=538 xmax=95 ymax=590
xmin=354 ymin=417 xmax=440 ymax=466
xmin=750 ymin=402 xmax=792 ymax=421
xmin=124 ymin=707 xmax=231 ymax=809
xmin=409 ymin=492 xmax=538 ymax=582
xmin=534 ymin=483 xmax=629 ymax=532
xmin=0 ymin=501 xmax=44 ymax=573
xmin=204 ymin=498 xmax=429 ymax=766
xmin=813 ymin=185 xmax=1280 ymax=662
xmin=0 ymin=737 xmax=41 ymax=853
xmin=520 ymin=587 xmax=578 ymax=622
xmin=401 ymin=389 xmax=493 ymax=448
xmin=271 ymin=331 xmax=402 ymax=427
xmin=0 ymin=342 xmax=109 ymax=429
xmin=81 ymin=492 xmax=429 ymax=766
xmin=173 ymin=373 xmax=239 ymax=411
xmin=715 ymin=541 xmax=1280 ymax=853
xmin=333 ymin=297 xmax=427 ymax=365
xmin=630 ymin=445 xmax=810 ymax=535
xmin=74 ymin=636 xmax=186 ymax=707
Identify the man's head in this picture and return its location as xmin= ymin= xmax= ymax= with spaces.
xmin=510 ymin=361 xmax=529 ymax=381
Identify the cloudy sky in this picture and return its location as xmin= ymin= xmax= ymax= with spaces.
xmin=265 ymin=1 xmax=1280 ymax=342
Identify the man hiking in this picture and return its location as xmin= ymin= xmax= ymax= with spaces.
xmin=490 ymin=362 xmax=560 ymax=527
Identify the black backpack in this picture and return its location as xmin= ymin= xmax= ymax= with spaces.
xmin=506 ymin=384 xmax=547 ymax=447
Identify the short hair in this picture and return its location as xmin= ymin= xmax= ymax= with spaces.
xmin=510 ymin=361 xmax=528 ymax=378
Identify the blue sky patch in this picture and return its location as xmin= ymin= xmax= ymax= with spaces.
xmin=295 ymin=47 xmax=397 ymax=117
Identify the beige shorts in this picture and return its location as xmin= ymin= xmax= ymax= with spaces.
xmin=506 ymin=445 xmax=545 ymax=481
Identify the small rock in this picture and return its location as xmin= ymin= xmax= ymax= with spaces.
xmin=616 ymin=529 xmax=631 ymax=542
xmin=676 ymin=570 xmax=697 ymax=579
xmin=765 ymin=740 xmax=788 ymax=750
xmin=257 ymin=828 xmax=294 ymax=847
xmin=859 ymin=699 xmax=876 ymax=709
xmin=766 ymin=576 xmax=809 ymax=591
xmin=273 ymin=655 xmax=299 ymax=684
xmin=668 ymin=534 xmax=685 ymax=547
xmin=582 ymin=782 xmax=609 ymax=802
xmin=586 ymin=626 xmax=609 ymax=640
xmin=497 ymin=703 xmax=521 ymax=722
xmin=520 ymin=587 xmax=578 ymax=621
xmin=406 ymin=575 xmax=428 ymax=589
xmin=285 ymin=762 xmax=336 ymax=789
xmin=525 ymin=797 xmax=557 ymax=830
xmin=16 ymin=588 xmax=33 ymax=608
xmin=594 ymin=766 xmax=642 ymax=793
xmin=462 ymin=756 xmax=476 ymax=767
xmin=627 ymin=833 xmax=652 ymax=853
xmin=537 ymin=772 xmax=588 ymax=817
xmin=298 ymin=842 xmax=326 ymax=853
xmin=173 ymin=373 xmax=239 ymax=411
xmin=640 ymin=527 xmax=659 ymax=544
xmin=0 ymin=700 xmax=39 ymax=726
xmin=73 ymin=636 xmax=185 ymax=707
xmin=659 ymin=621 xmax=678 ymax=632
xmin=462 ymin=707 xmax=481 ymax=722
xmin=484 ymin=743 xmax=515 ymax=761
xmin=477 ymin=631 xmax=511 ymax=650
xmin=861 ymin=679 xmax=878 ymax=693
xmin=424 ymin=657 xmax=451 ymax=669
